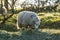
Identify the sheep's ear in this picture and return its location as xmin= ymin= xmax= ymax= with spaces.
xmin=31 ymin=15 xmax=36 ymax=18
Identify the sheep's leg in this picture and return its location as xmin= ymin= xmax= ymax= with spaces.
xmin=16 ymin=22 xmax=20 ymax=30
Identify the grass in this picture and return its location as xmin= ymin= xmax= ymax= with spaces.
xmin=38 ymin=12 xmax=60 ymax=29
xmin=0 ymin=12 xmax=60 ymax=40
xmin=0 ymin=29 xmax=60 ymax=40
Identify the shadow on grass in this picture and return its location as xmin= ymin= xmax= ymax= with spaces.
xmin=0 ymin=24 xmax=18 ymax=32
xmin=0 ymin=29 xmax=60 ymax=40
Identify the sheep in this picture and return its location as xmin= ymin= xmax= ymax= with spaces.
xmin=17 ymin=11 xmax=40 ymax=31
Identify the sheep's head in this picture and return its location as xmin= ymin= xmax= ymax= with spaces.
xmin=31 ymin=14 xmax=40 ymax=29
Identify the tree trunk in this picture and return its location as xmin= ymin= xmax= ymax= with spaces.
xmin=4 ymin=0 xmax=8 ymax=10
xmin=1 ymin=0 xmax=15 ymax=24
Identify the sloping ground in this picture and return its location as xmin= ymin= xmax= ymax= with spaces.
xmin=0 ymin=29 xmax=60 ymax=40
xmin=0 ymin=12 xmax=60 ymax=40
xmin=40 ymin=17 xmax=60 ymax=29
xmin=38 ymin=13 xmax=60 ymax=29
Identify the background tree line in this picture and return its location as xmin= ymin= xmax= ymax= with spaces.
xmin=0 ymin=0 xmax=17 ymax=24
xmin=15 ymin=0 xmax=60 ymax=12
xmin=0 ymin=0 xmax=60 ymax=24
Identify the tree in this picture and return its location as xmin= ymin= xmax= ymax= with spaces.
xmin=4 ymin=0 xmax=8 ymax=10
xmin=0 ymin=0 xmax=17 ymax=24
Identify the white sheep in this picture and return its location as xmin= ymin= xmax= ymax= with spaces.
xmin=17 ymin=11 xmax=40 ymax=30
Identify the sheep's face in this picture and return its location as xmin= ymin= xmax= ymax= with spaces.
xmin=34 ymin=21 xmax=40 ymax=29
xmin=31 ymin=15 xmax=40 ymax=29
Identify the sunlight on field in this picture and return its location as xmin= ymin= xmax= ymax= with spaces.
xmin=38 ymin=12 xmax=60 ymax=18
xmin=0 ymin=12 xmax=60 ymax=40
xmin=37 ymin=12 xmax=60 ymax=34
xmin=39 ymin=29 xmax=60 ymax=34
xmin=0 ymin=28 xmax=60 ymax=36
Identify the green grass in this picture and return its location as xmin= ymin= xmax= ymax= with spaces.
xmin=38 ymin=12 xmax=60 ymax=29
xmin=0 ymin=12 xmax=60 ymax=40
xmin=0 ymin=29 xmax=60 ymax=40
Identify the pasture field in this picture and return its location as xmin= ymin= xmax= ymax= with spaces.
xmin=0 ymin=12 xmax=60 ymax=40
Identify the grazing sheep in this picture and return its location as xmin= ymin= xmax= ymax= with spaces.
xmin=17 ymin=11 xmax=40 ymax=30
